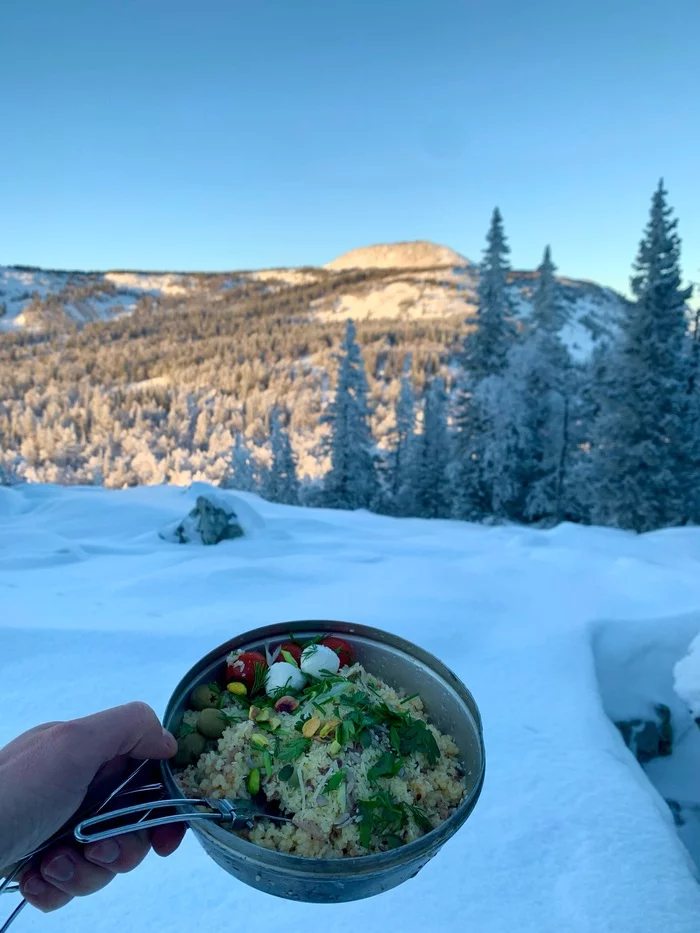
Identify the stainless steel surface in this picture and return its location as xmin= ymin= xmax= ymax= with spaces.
xmin=74 ymin=796 xmax=292 ymax=844
xmin=162 ymin=620 xmax=486 ymax=904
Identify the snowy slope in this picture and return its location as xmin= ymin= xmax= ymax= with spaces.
xmin=2 ymin=484 xmax=700 ymax=932
xmin=0 ymin=267 xmax=191 ymax=330
xmin=0 ymin=245 xmax=627 ymax=360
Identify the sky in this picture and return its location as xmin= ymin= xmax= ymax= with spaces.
xmin=0 ymin=0 xmax=699 ymax=297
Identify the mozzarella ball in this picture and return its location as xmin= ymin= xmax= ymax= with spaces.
xmin=300 ymin=644 xmax=340 ymax=679
xmin=265 ymin=661 xmax=306 ymax=695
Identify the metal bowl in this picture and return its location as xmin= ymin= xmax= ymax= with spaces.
xmin=161 ymin=620 xmax=485 ymax=903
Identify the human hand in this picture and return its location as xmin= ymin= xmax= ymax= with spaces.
xmin=0 ymin=702 xmax=185 ymax=912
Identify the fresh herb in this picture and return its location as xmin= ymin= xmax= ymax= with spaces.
xmin=325 ymin=770 xmax=346 ymax=791
xmin=390 ymin=725 xmax=400 ymax=754
xmin=401 ymin=692 xmax=420 ymax=705
xmin=302 ymin=635 xmax=323 ymax=649
xmin=278 ymin=764 xmax=294 ymax=782
xmin=303 ymin=643 xmax=320 ymax=658
xmin=281 ymin=649 xmax=299 ymax=668
xmin=396 ymin=720 xmax=440 ymax=765
xmin=358 ymin=728 xmax=372 ymax=749
xmin=313 ymin=700 xmax=328 ymax=715
xmin=367 ymin=752 xmax=403 ymax=783
xmin=251 ymin=662 xmax=267 ymax=698
xmin=207 ymin=681 xmax=222 ymax=696
xmin=357 ymin=791 xmax=407 ymax=849
xmin=177 ymin=722 xmax=195 ymax=738
xmin=406 ymin=804 xmax=433 ymax=833
xmin=386 ymin=834 xmax=404 ymax=849
xmin=278 ymin=737 xmax=312 ymax=762
xmin=339 ymin=720 xmax=355 ymax=746
xmin=263 ymin=750 xmax=273 ymax=779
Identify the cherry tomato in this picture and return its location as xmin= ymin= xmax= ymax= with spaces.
xmin=321 ymin=636 xmax=355 ymax=668
xmin=226 ymin=650 xmax=267 ymax=689
xmin=279 ymin=642 xmax=302 ymax=666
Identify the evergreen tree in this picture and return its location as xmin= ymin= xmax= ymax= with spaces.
xmin=465 ymin=208 xmax=517 ymax=379
xmin=590 ymin=181 xmax=693 ymax=531
xmin=221 ymin=432 xmax=258 ymax=492
xmin=323 ymin=320 xmax=378 ymax=510
xmin=452 ymin=209 xmax=518 ymax=520
xmin=532 ymin=245 xmax=567 ymax=333
xmin=412 ymin=377 xmax=451 ymax=518
xmin=390 ymin=357 xmax=416 ymax=514
xmin=264 ymin=411 xmax=299 ymax=505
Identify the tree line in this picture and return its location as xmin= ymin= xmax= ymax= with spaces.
xmin=226 ymin=181 xmax=699 ymax=533
xmin=1 ymin=180 xmax=697 ymax=532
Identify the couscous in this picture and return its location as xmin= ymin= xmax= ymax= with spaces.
xmin=175 ymin=635 xmax=466 ymax=857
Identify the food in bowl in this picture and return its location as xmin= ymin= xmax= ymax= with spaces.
xmin=175 ymin=634 xmax=466 ymax=857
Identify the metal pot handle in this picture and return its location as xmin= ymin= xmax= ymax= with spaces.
xmin=73 ymin=797 xmax=239 ymax=844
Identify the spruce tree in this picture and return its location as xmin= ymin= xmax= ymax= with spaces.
xmin=532 ymin=245 xmax=567 ymax=333
xmin=452 ymin=208 xmax=517 ymax=519
xmin=264 ymin=411 xmax=299 ymax=505
xmin=413 ymin=377 xmax=451 ymax=518
xmin=465 ymin=208 xmax=517 ymax=379
xmin=221 ymin=432 xmax=257 ymax=492
xmin=390 ymin=357 xmax=416 ymax=514
xmin=590 ymin=181 xmax=693 ymax=531
xmin=323 ymin=320 xmax=378 ymax=510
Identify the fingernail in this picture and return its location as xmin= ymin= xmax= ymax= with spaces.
xmin=24 ymin=876 xmax=50 ymax=898
xmin=87 ymin=839 xmax=121 ymax=865
xmin=162 ymin=727 xmax=177 ymax=753
xmin=43 ymin=853 xmax=75 ymax=883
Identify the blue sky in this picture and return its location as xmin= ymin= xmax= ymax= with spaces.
xmin=0 ymin=0 xmax=698 ymax=297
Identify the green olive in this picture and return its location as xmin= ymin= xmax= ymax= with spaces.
xmin=197 ymin=707 xmax=228 ymax=739
xmin=190 ymin=684 xmax=218 ymax=711
xmin=174 ymin=731 xmax=207 ymax=767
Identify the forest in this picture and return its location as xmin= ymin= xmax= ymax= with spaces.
xmin=1 ymin=182 xmax=697 ymax=533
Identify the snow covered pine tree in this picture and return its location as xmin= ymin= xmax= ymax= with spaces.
xmin=412 ymin=376 xmax=451 ymax=518
xmin=221 ymin=432 xmax=258 ymax=492
xmin=264 ymin=410 xmax=299 ymax=505
xmin=452 ymin=208 xmax=517 ymax=519
xmin=389 ymin=355 xmax=417 ymax=515
xmin=590 ymin=180 xmax=694 ymax=532
xmin=323 ymin=320 xmax=378 ymax=510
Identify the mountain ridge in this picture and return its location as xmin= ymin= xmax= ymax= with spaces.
xmin=0 ymin=240 xmax=628 ymax=361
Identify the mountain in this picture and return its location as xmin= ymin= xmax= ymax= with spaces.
xmin=0 ymin=240 xmax=627 ymax=361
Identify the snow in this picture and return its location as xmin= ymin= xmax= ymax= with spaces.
xmin=674 ymin=634 xmax=700 ymax=717
xmin=3 ymin=484 xmax=700 ymax=931
xmin=0 ymin=267 xmax=190 ymax=330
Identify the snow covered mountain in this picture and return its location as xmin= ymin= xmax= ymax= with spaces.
xmin=0 ymin=241 xmax=628 ymax=360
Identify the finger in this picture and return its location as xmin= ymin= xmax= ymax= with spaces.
xmin=72 ymin=702 xmax=177 ymax=769
xmin=20 ymin=869 xmax=73 ymax=913
xmin=84 ymin=829 xmax=151 ymax=873
xmin=150 ymin=822 xmax=186 ymax=857
xmin=39 ymin=846 xmax=114 ymax=897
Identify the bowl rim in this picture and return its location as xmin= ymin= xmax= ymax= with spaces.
xmin=161 ymin=619 xmax=486 ymax=873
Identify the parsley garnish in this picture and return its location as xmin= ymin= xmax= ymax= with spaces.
xmin=367 ymin=752 xmax=403 ymax=783
xmin=278 ymin=737 xmax=311 ymax=761
xmin=278 ymin=764 xmax=294 ymax=782
xmin=325 ymin=770 xmax=346 ymax=791
xmin=357 ymin=791 xmax=407 ymax=849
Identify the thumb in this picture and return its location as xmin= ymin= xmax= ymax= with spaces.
xmin=75 ymin=702 xmax=177 ymax=768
